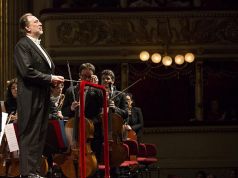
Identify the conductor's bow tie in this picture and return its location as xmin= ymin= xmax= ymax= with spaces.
xmin=34 ymin=39 xmax=41 ymax=45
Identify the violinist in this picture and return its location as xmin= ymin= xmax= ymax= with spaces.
xmin=125 ymin=93 xmax=144 ymax=142
xmin=100 ymin=69 xmax=128 ymax=178
xmin=61 ymin=63 xmax=103 ymax=177
xmin=4 ymin=78 xmax=18 ymax=122
xmin=0 ymin=78 xmax=19 ymax=178
xmin=43 ymin=82 xmax=65 ymax=173
xmin=49 ymin=83 xmax=65 ymax=120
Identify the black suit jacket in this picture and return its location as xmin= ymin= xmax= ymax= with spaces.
xmin=127 ymin=107 xmax=144 ymax=139
xmin=111 ymin=89 xmax=128 ymax=121
xmin=14 ymin=36 xmax=55 ymax=134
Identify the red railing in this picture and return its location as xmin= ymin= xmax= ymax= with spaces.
xmin=79 ymin=80 xmax=110 ymax=178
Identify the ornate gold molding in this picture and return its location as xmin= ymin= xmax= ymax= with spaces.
xmin=40 ymin=10 xmax=238 ymax=62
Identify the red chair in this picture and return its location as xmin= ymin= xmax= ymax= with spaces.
xmin=99 ymin=142 xmax=138 ymax=178
xmin=118 ymin=143 xmax=138 ymax=177
xmin=138 ymin=143 xmax=159 ymax=178
xmin=124 ymin=139 xmax=148 ymax=178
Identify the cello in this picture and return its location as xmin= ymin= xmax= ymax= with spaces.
xmin=54 ymin=79 xmax=98 ymax=177
xmin=54 ymin=117 xmax=97 ymax=178
xmin=53 ymin=61 xmax=79 ymax=178
xmin=122 ymin=123 xmax=137 ymax=141
xmin=107 ymin=84 xmax=128 ymax=167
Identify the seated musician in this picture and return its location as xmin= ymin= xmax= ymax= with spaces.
xmin=100 ymin=69 xmax=128 ymax=178
xmin=0 ymin=78 xmax=19 ymax=177
xmin=4 ymin=78 xmax=18 ymax=122
xmin=49 ymin=83 xmax=65 ymax=120
xmin=125 ymin=92 xmax=144 ymax=143
xmin=61 ymin=63 xmax=103 ymax=178
xmin=44 ymin=83 xmax=66 ymax=174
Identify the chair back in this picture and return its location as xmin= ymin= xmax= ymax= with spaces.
xmin=138 ymin=143 xmax=147 ymax=157
xmin=145 ymin=144 xmax=157 ymax=157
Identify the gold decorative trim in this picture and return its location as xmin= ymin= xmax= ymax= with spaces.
xmin=40 ymin=10 xmax=238 ymax=61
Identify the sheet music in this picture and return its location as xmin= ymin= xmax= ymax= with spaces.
xmin=0 ymin=112 xmax=8 ymax=144
xmin=5 ymin=123 xmax=19 ymax=152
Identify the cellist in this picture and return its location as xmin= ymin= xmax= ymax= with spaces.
xmin=125 ymin=93 xmax=144 ymax=142
xmin=61 ymin=63 xmax=103 ymax=178
xmin=100 ymin=69 xmax=128 ymax=178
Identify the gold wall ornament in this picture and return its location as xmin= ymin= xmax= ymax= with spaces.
xmin=41 ymin=10 xmax=238 ymax=63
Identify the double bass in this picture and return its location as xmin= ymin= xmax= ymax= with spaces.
xmin=107 ymin=84 xmax=128 ymax=167
xmin=54 ymin=81 xmax=97 ymax=178
xmin=54 ymin=117 xmax=97 ymax=178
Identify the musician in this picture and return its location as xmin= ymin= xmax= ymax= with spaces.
xmin=4 ymin=78 xmax=18 ymax=122
xmin=125 ymin=93 xmax=144 ymax=142
xmin=14 ymin=13 xmax=64 ymax=178
xmin=61 ymin=63 xmax=103 ymax=177
xmin=100 ymin=69 xmax=128 ymax=121
xmin=100 ymin=69 xmax=128 ymax=178
xmin=49 ymin=83 xmax=65 ymax=120
xmin=44 ymin=83 xmax=65 ymax=172
xmin=0 ymin=78 xmax=21 ymax=177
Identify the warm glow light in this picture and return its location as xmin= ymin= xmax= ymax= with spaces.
xmin=162 ymin=56 xmax=172 ymax=66
xmin=174 ymin=55 xmax=185 ymax=65
xmin=151 ymin=53 xmax=162 ymax=63
xmin=139 ymin=51 xmax=195 ymax=66
xmin=139 ymin=51 xmax=150 ymax=61
xmin=185 ymin=53 xmax=195 ymax=63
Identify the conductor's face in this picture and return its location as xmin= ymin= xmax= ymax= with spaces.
xmin=25 ymin=15 xmax=43 ymax=38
